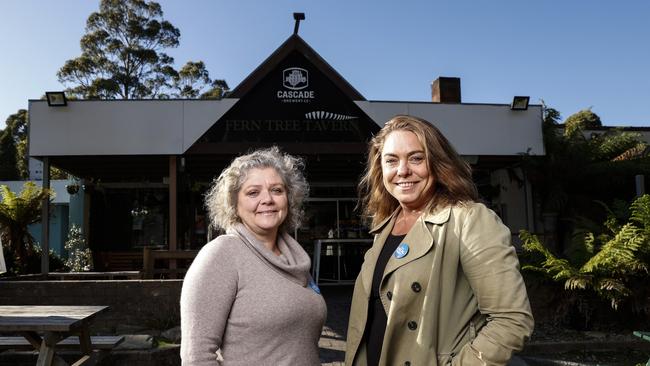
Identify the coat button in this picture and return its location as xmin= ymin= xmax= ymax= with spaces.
xmin=407 ymin=321 xmax=417 ymax=330
xmin=386 ymin=291 xmax=392 ymax=300
xmin=411 ymin=282 xmax=421 ymax=292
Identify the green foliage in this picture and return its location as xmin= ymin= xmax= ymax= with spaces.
xmin=57 ymin=0 xmax=227 ymax=100
xmin=201 ymin=79 xmax=230 ymax=99
xmin=521 ymin=194 xmax=650 ymax=311
xmin=564 ymin=108 xmax=603 ymax=138
xmin=0 ymin=127 xmax=19 ymax=180
xmin=173 ymin=61 xmax=230 ymax=99
xmin=0 ymin=109 xmax=28 ymax=180
xmin=523 ymin=104 xmax=650 ymax=252
xmin=1 ymin=109 xmax=68 ymax=180
xmin=0 ymin=182 xmax=54 ymax=273
xmin=592 ymin=130 xmax=643 ymax=160
xmin=58 ymin=0 xmax=180 ymax=99
xmin=64 ymin=224 xmax=93 ymax=271
xmin=1 ymin=244 xmax=67 ymax=277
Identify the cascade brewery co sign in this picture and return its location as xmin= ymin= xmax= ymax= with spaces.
xmin=277 ymin=67 xmax=315 ymax=103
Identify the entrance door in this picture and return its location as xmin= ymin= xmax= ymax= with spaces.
xmin=297 ymin=198 xmax=371 ymax=283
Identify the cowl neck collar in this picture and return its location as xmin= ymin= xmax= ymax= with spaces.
xmin=228 ymin=223 xmax=311 ymax=286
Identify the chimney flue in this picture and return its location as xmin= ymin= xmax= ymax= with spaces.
xmin=431 ymin=77 xmax=461 ymax=103
xmin=293 ymin=13 xmax=305 ymax=35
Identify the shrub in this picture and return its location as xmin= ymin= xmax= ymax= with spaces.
xmin=64 ymin=224 xmax=93 ymax=271
xmin=521 ymin=194 xmax=650 ymax=324
xmin=0 ymin=242 xmax=67 ymax=276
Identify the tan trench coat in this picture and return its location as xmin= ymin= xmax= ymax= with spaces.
xmin=345 ymin=202 xmax=534 ymax=366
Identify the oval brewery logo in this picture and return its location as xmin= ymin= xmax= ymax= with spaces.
xmin=283 ymin=67 xmax=309 ymax=90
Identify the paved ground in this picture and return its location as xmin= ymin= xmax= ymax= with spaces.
xmin=315 ymin=286 xmax=650 ymax=366
xmin=318 ymin=285 xmax=354 ymax=365
xmin=3 ymin=284 xmax=647 ymax=365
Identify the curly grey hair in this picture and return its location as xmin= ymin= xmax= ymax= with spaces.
xmin=205 ymin=146 xmax=309 ymax=233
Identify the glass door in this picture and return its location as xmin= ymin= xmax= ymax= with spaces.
xmin=297 ymin=198 xmax=371 ymax=284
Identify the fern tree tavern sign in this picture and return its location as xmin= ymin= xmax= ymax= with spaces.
xmin=198 ymin=51 xmax=377 ymax=144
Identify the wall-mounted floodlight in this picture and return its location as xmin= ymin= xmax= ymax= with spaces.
xmin=293 ymin=12 xmax=305 ymax=35
xmin=511 ymin=96 xmax=530 ymax=111
xmin=46 ymin=92 xmax=67 ymax=107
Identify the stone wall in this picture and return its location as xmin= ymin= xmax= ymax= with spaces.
xmin=0 ymin=279 xmax=183 ymax=332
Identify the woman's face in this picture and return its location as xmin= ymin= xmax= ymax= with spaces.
xmin=236 ymin=167 xmax=289 ymax=240
xmin=381 ymin=130 xmax=435 ymax=211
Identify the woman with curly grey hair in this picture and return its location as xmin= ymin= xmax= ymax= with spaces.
xmin=181 ymin=146 xmax=326 ymax=366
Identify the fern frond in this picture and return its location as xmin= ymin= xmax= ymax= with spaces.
xmin=581 ymin=223 xmax=645 ymax=273
xmin=612 ymin=142 xmax=650 ymax=161
xmin=595 ymin=278 xmax=629 ymax=294
xmin=565 ymin=275 xmax=591 ymax=290
xmin=521 ymin=230 xmax=579 ymax=280
xmin=630 ymin=194 xmax=650 ymax=234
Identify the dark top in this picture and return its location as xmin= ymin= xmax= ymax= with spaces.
xmin=365 ymin=233 xmax=406 ymax=366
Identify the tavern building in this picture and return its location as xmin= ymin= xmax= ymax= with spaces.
xmin=28 ymin=26 xmax=543 ymax=279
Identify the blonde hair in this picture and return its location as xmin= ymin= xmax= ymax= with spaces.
xmin=205 ymin=146 xmax=308 ymax=232
xmin=359 ymin=115 xmax=478 ymax=227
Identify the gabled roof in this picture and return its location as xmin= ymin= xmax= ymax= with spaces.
xmin=229 ymin=34 xmax=365 ymax=101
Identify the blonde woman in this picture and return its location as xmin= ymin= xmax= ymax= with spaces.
xmin=181 ymin=147 xmax=326 ymax=365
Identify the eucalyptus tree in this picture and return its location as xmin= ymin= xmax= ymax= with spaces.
xmin=0 ymin=109 xmax=67 ymax=180
xmin=0 ymin=110 xmax=28 ymax=180
xmin=173 ymin=61 xmax=229 ymax=99
xmin=0 ymin=127 xmax=20 ymax=180
xmin=57 ymin=0 xmax=226 ymax=99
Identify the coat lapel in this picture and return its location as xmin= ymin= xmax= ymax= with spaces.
xmin=382 ymin=206 xmax=452 ymax=280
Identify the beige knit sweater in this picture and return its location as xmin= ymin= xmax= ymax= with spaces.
xmin=180 ymin=223 xmax=327 ymax=365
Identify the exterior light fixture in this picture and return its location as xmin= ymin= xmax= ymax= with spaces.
xmin=293 ymin=12 xmax=305 ymax=35
xmin=46 ymin=91 xmax=67 ymax=107
xmin=511 ymin=96 xmax=529 ymax=111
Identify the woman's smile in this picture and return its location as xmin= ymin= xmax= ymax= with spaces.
xmin=236 ymin=167 xmax=288 ymax=242
xmin=381 ymin=130 xmax=435 ymax=212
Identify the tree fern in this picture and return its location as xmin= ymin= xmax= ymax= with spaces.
xmin=521 ymin=194 xmax=650 ymax=310
xmin=0 ymin=182 xmax=53 ymax=273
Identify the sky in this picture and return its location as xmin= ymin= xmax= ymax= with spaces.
xmin=1 ymin=0 xmax=649 ymax=128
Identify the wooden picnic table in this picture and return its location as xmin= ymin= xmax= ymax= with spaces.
xmin=0 ymin=305 xmax=109 ymax=366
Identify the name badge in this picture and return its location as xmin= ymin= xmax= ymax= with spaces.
xmin=394 ymin=243 xmax=410 ymax=259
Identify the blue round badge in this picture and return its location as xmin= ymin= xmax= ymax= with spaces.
xmin=393 ymin=243 xmax=410 ymax=259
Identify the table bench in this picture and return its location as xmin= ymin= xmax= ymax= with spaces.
xmin=0 ymin=305 xmax=112 ymax=366
xmin=0 ymin=335 xmax=124 ymax=350
xmin=96 ymin=251 xmax=143 ymax=272
xmin=142 ymin=248 xmax=198 ymax=279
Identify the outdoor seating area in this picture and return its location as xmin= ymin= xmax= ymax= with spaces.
xmin=0 ymin=279 xmax=183 ymax=366
xmin=0 ymin=305 xmax=121 ymax=366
